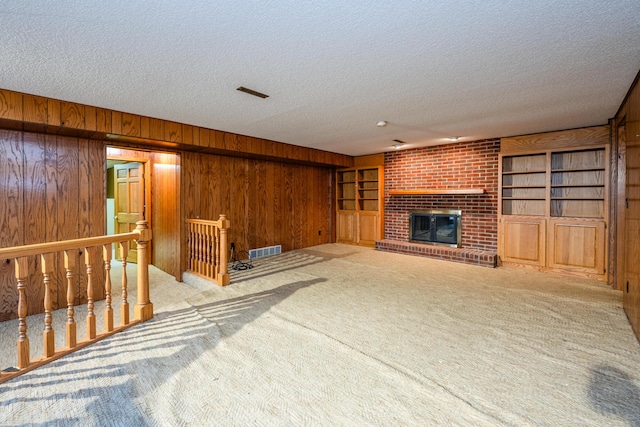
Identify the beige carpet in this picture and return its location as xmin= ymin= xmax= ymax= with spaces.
xmin=1 ymin=244 xmax=639 ymax=426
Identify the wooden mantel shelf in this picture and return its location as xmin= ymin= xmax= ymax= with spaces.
xmin=389 ymin=189 xmax=486 ymax=195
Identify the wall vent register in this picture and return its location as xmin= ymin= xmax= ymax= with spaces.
xmin=248 ymin=244 xmax=282 ymax=259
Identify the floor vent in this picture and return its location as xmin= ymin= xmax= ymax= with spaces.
xmin=248 ymin=245 xmax=281 ymax=260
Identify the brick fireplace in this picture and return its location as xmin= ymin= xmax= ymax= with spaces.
xmin=375 ymin=139 xmax=500 ymax=267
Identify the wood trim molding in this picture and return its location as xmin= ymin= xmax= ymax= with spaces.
xmin=389 ymin=189 xmax=486 ymax=195
xmin=354 ymin=153 xmax=384 ymax=167
xmin=501 ymin=125 xmax=610 ymax=154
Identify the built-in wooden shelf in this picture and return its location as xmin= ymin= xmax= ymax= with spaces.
xmin=502 ymin=170 xmax=546 ymax=175
xmin=389 ymin=189 xmax=486 ymax=195
xmin=502 ymin=185 xmax=546 ymax=189
xmin=502 ymin=197 xmax=546 ymax=200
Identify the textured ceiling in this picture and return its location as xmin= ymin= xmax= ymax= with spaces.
xmin=1 ymin=1 xmax=639 ymax=156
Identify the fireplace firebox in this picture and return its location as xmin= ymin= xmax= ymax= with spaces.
xmin=409 ymin=209 xmax=462 ymax=247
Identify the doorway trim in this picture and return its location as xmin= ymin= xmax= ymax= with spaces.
xmin=106 ymin=146 xmax=182 ymax=280
xmin=107 ymin=150 xmax=152 ymax=261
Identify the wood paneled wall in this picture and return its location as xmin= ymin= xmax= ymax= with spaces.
xmin=0 ymin=88 xmax=353 ymax=168
xmin=150 ymin=153 xmax=180 ymax=279
xmin=181 ymin=151 xmax=333 ymax=275
xmin=614 ymin=70 xmax=640 ymax=342
xmin=0 ymin=130 xmax=105 ymax=321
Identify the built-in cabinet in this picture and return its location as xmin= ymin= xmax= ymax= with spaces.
xmin=336 ymin=166 xmax=384 ymax=247
xmin=499 ymin=126 xmax=610 ymax=280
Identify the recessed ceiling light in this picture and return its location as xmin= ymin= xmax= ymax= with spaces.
xmin=392 ymin=139 xmax=406 ymax=149
xmin=449 ymin=136 xmax=460 ymax=141
xmin=377 ymin=120 xmax=388 ymax=127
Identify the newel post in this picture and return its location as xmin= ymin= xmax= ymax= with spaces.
xmin=218 ymin=214 xmax=230 ymax=286
xmin=134 ymin=220 xmax=154 ymax=322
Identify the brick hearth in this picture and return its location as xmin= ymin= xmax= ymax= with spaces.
xmin=376 ymin=239 xmax=497 ymax=268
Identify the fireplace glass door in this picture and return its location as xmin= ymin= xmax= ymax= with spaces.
xmin=409 ymin=210 xmax=461 ymax=247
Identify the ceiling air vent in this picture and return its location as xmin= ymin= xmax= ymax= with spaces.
xmin=236 ymin=86 xmax=269 ymax=99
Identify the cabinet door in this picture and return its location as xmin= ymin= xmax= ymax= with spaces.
xmin=337 ymin=211 xmax=357 ymax=244
xmin=500 ymin=217 xmax=546 ymax=266
xmin=547 ymin=219 xmax=605 ymax=275
xmin=357 ymin=211 xmax=380 ymax=247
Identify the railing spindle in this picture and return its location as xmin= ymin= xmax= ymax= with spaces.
xmin=41 ymin=253 xmax=55 ymax=358
xmin=15 ymin=256 xmax=30 ymax=369
xmin=206 ymin=225 xmax=212 ymax=278
xmin=214 ymin=227 xmax=220 ymax=280
xmin=192 ymin=224 xmax=198 ymax=273
xmin=197 ymin=224 xmax=202 ymax=274
xmin=64 ymin=250 xmax=77 ymax=348
xmin=196 ymin=224 xmax=202 ymax=273
xmin=202 ymin=225 xmax=207 ymax=276
xmin=211 ymin=226 xmax=217 ymax=280
xmin=204 ymin=226 xmax=208 ymax=274
xmin=103 ymin=245 xmax=113 ymax=332
xmin=84 ymin=246 xmax=96 ymax=340
xmin=194 ymin=224 xmax=199 ymax=273
xmin=120 ymin=241 xmax=129 ymax=325
xmin=194 ymin=223 xmax=198 ymax=272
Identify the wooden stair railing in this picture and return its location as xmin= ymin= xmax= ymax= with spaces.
xmin=0 ymin=220 xmax=153 ymax=384
xmin=186 ymin=215 xmax=230 ymax=286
